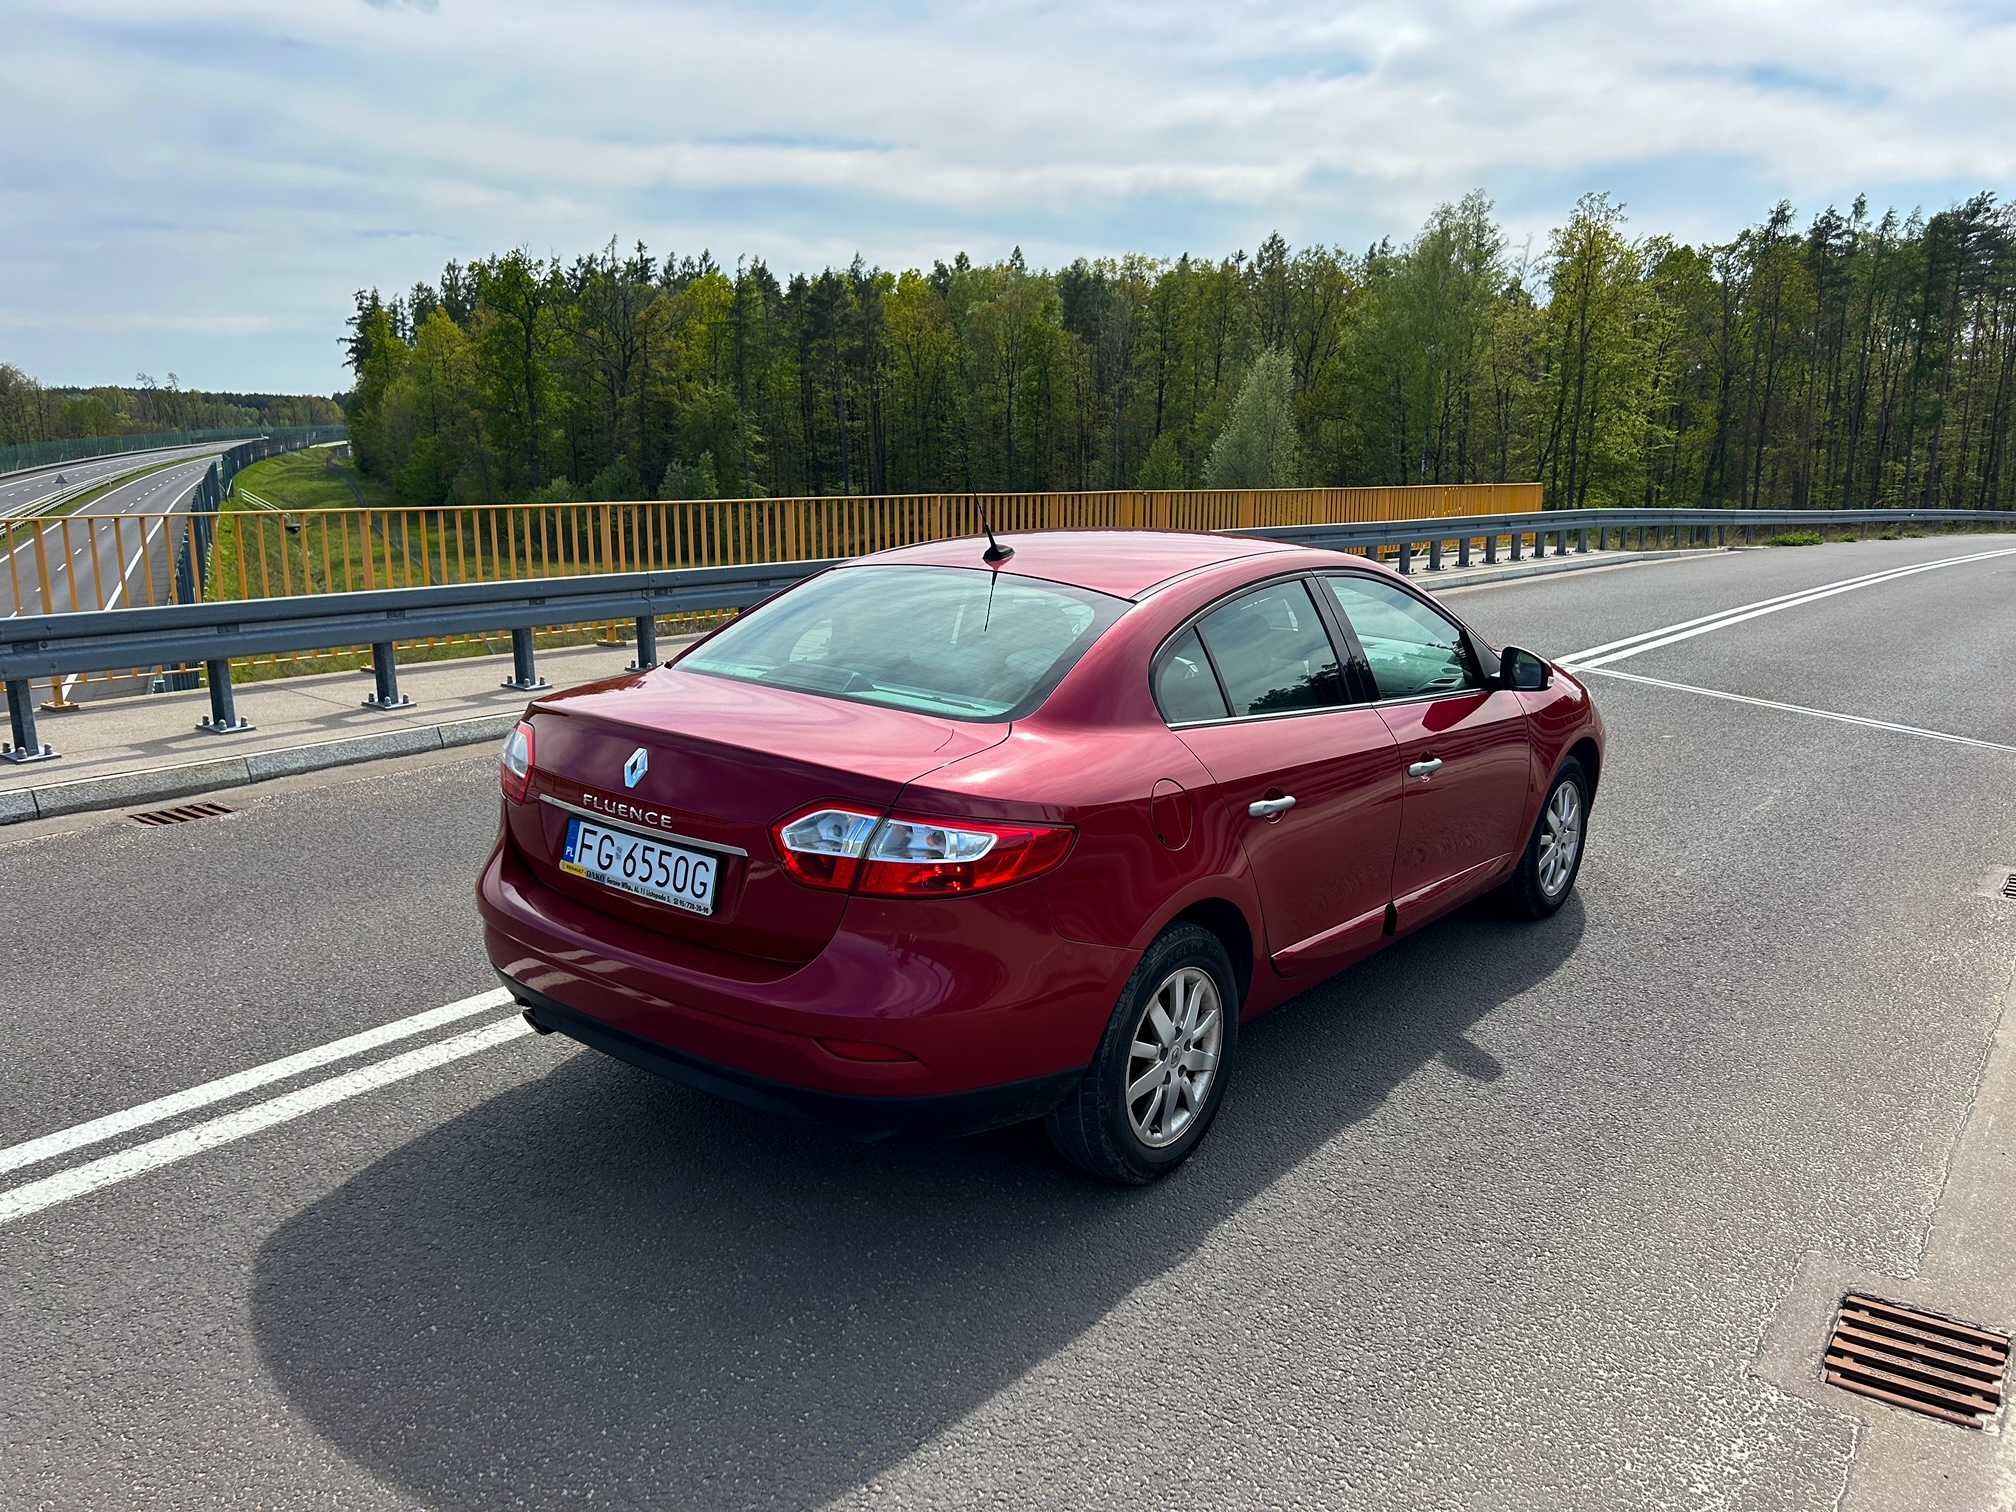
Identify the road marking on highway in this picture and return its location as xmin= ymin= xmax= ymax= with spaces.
xmin=1560 ymin=546 xmax=2016 ymax=669
xmin=0 ymin=988 xmax=514 ymax=1180
xmin=0 ymin=1014 xmax=531 ymax=1226
xmin=1582 ymin=668 xmax=2016 ymax=754
xmin=48 ymin=466 xmax=207 ymax=694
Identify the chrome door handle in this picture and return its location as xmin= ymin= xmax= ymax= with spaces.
xmin=1407 ymin=758 xmax=1443 ymax=780
xmin=1248 ymin=795 xmax=1297 ymax=819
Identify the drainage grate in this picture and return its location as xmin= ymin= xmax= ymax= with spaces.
xmin=130 ymin=802 xmax=234 ymax=827
xmin=1825 ymin=1294 xmax=2010 ymax=1429
xmin=2003 ymin=873 xmax=2016 ymax=900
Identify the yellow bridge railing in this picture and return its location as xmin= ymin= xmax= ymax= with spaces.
xmin=5 ymin=482 xmax=1543 ymax=689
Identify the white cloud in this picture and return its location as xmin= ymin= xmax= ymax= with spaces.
xmin=3 ymin=0 xmax=2010 ymax=391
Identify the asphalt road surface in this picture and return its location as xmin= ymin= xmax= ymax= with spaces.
xmin=0 ymin=442 xmax=237 ymax=520
xmin=3 ymin=535 xmax=2013 ymax=1510
xmin=0 ymin=447 xmax=234 ymax=636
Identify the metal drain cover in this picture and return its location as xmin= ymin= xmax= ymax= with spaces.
xmin=1825 ymin=1293 xmax=2010 ymax=1428
xmin=131 ymin=801 xmax=234 ymax=827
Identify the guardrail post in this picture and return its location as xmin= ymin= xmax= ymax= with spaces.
xmin=628 ymin=614 xmax=659 ymax=670
xmin=361 ymin=642 xmax=414 ymax=710
xmin=1577 ymin=526 xmax=1589 ymax=554
xmin=1484 ymin=531 xmax=1497 ymax=564
xmin=196 ymin=659 xmax=253 ymax=735
xmin=1397 ymin=541 xmax=1413 ymax=575
xmin=501 ymin=627 xmax=549 ymax=692
xmin=1510 ymin=530 xmax=1523 ymax=561
xmin=3 ymin=678 xmax=57 ymax=764
xmin=1554 ymin=529 xmax=1569 ymax=557
xmin=1457 ymin=535 xmax=1471 ymax=568
xmin=1427 ymin=537 xmax=1442 ymax=571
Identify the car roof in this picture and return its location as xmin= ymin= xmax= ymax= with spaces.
xmin=857 ymin=529 xmax=1316 ymax=600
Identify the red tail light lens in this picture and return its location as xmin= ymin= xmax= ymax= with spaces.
xmin=772 ymin=807 xmax=1073 ymax=897
xmin=771 ymin=807 xmax=879 ymax=891
xmin=499 ymin=720 xmax=536 ymax=803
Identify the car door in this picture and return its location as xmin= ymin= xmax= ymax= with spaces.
xmin=1157 ymin=578 xmax=1402 ymax=977
xmin=1316 ymin=573 xmax=1532 ymax=930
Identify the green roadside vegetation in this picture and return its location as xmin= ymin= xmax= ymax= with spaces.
xmin=208 ymin=448 xmax=391 ymax=603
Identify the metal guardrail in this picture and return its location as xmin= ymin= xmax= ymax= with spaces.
xmin=1 ymin=504 xmax=2008 ymax=765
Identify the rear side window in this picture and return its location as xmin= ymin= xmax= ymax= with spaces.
xmin=1154 ymin=628 xmax=1229 ymax=723
xmin=679 ymin=565 xmax=1126 ymax=720
xmin=1321 ymin=576 xmax=1479 ymax=699
xmin=1194 ymin=581 xmax=1345 ymax=717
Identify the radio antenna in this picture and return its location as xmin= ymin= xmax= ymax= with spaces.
xmin=980 ymin=508 xmax=1014 ymax=567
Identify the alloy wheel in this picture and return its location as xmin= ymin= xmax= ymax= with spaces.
xmin=1537 ymin=778 xmax=1583 ymax=898
xmin=1125 ymin=966 xmax=1223 ymax=1148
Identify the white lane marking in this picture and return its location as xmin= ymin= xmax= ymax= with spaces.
xmin=53 ymin=466 xmax=208 ymax=691
xmin=0 ymin=1016 xmax=532 ymax=1225
xmin=0 ymin=988 xmax=515 ymax=1178
xmin=1557 ymin=553 xmax=1995 ymax=661
xmin=1562 ymin=547 xmax=2016 ymax=669
xmin=1583 ymin=668 xmax=2016 ymax=754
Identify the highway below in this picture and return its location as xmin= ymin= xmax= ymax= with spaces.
xmin=0 ymin=442 xmax=238 ymax=521
xmin=0 ymin=447 xmax=233 ymax=645
xmin=2 ymin=535 xmax=2013 ymax=1510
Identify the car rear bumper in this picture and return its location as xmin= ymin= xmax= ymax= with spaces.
xmin=477 ymin=835 xmax=1130 ymax=1115
xmin=506 ymin=976 xmax=1079 ymax=1138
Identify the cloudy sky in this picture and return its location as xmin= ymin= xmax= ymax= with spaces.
xmin=5 ymin=0 xmax=2011 ymax=395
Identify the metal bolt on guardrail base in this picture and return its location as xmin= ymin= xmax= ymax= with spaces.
xmin=2 ymin=679 xmax=57 ymax=764
xmin=500 ymin=628 xmax=550 ymax=693
xmin=361 ymin=642 xmax=415 ymax=711
xmin=195 ymin=658 xmax=253 ymax=736
xmin=627 ymin=615 xmax=659 ymax=672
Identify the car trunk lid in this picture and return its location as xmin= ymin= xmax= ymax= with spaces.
xmin=516 ymin=666 xmax=1007 ymax=962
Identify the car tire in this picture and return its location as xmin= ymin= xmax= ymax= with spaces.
xmin=1044 ymin=921 xmax=1239 ymax=1185
xmin=1501 ymin=758 xmax=1590 ymax=919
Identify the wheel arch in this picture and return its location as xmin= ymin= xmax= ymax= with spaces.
xmin=1566 ymin=735 xmax=1602 ymax=802
xmin=1165 ymin=896 xmax=1256 ymax=1008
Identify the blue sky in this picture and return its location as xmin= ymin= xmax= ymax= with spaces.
xmin=3 ymin=0 xmax=2010 ymax=395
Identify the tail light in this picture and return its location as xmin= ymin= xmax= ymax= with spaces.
xmin=772 ymin=806 xmax=1073 ymax=897
xmin=499 ymin=720 xmax=536 ymax=803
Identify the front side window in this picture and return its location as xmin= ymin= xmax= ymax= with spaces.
xmin=1322 ymin=576 xmax=1479 ymax=700
xmin=680 ymin=565 xmax=1125 ymax=720
xmin=1194 ymin=581 xmax=1345 ymax=717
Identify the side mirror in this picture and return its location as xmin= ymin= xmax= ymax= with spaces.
xmin=1499 ymin=645 xmax=1552 ymax=692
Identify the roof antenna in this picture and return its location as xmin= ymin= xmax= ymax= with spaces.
xmin=979 ymin=505 xmax=1014 ymax=567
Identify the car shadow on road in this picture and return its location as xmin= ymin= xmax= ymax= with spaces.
xmin=252 ymin=898 xmax=1583 ymax=1510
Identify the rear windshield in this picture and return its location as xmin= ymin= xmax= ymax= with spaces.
xmin=678 ymin=565 xmax=1127 ymax=720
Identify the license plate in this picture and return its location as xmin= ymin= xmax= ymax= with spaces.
xmin=561 ymin=818 xmax=719 ymax=915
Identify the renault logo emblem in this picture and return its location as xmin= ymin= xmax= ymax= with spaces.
xmin=623 ymin=747 xmax=649 ymax=789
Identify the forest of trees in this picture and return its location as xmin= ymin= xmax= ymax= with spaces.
xmin=340 ymin=189 xmax=2016 ymax=511
xmin=0 ymin=367 xmax=343 ymax=447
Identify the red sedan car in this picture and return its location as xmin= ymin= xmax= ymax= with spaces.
xmin=479 ymin=530 xmax=1603 ymax=1182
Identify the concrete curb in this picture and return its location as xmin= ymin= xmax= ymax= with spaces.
xmin=4 ymin=712 xmax=522 ymax=825
xmin=0 ymin=546 xmax=1721 ymax=828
